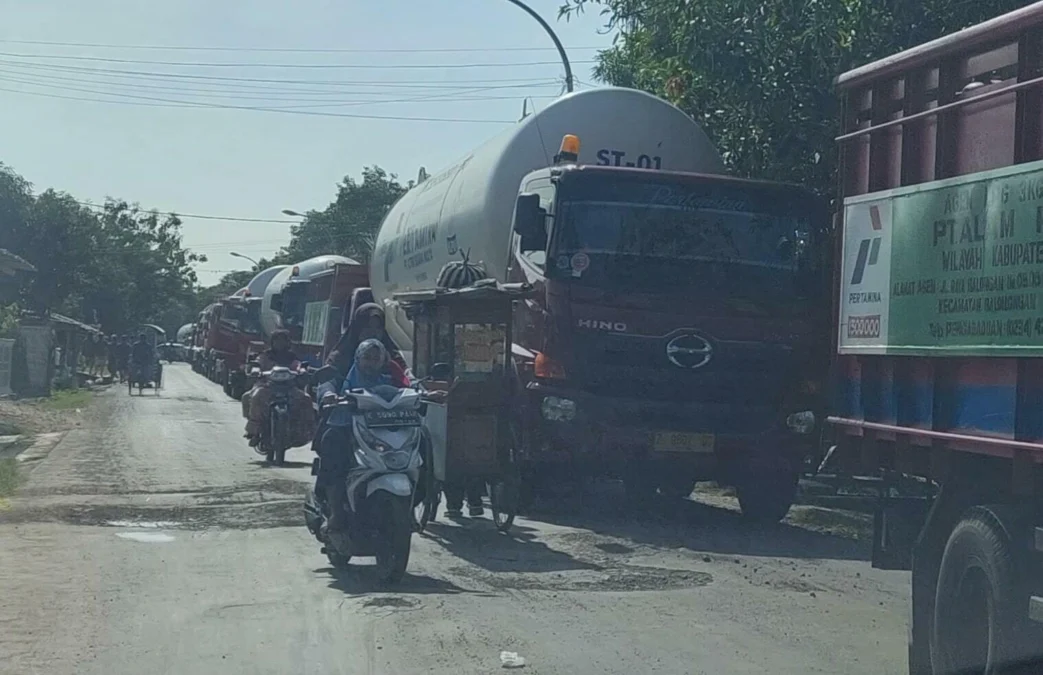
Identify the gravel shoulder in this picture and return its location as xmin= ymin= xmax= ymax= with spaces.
xmin=0 ymin=364 xmax=910 ymax=675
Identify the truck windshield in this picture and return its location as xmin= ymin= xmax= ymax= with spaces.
xmin=552 ymin=178 xmax=821 ymax=301
xmin=224 ymin=300 xmax=262 ymax=336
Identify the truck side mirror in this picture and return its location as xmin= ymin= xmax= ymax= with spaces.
xmin=513 ymin=194 xmax=546 ymax=252
xmin=270 ymin=293 xmax=283 ymax=312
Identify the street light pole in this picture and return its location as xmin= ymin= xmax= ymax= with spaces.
xmin=282 ymin=208 xmax=337 ymax=251
xmin=504 ymin=0 xmax=574 ymax=93
xmin=229 ymin=251 xmax=259 ymax=267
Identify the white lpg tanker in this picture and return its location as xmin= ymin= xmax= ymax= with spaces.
xmin=369 ymin=86 xmax=725 ymax=350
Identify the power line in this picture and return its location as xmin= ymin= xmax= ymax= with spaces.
xmin=0 ymin=66 xmax=560 ymax=99
xmin=0 ymin=38 xmax=605 ymax=54
xmin=74 ymin=201 xmax=304 ymax=224
xmin=0 ymin=72 xmax=559 ymax=110
xmin=0 ymin=83 xmax=516 ymax=123
xmin=0 ymin=59 xmax=567 ymax=89
xmin=0 ymin=51 xmax=596 ymax=70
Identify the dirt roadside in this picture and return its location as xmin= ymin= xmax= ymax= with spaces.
xmin=0 ymin=389 xmax=94 ymax=436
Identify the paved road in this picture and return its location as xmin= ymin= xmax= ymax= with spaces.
xmin=1 ymin=364 xmax=910 ymax=674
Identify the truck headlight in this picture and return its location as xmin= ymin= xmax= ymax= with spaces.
xmin=541 ymin=396 xmax=576 ymax=422
xmin=786 ymin=410 xmax=816 ymax=435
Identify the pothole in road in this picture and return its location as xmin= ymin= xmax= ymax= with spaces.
xmin=1 ymin=495 xmax=307 ymax=531
xmin=115 ymin=531 xmax=176 ymax=543
xmin=448 ymin=564 xmax=712 ymax=593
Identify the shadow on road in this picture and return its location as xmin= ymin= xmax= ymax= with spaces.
xmin=249 ymin=460 xmax=313 ymax=470
xmin=525 ymin=480 xmax=871 ymax=562
xmin=422 ymin=517 xmax=602 ymax=574
xmin=318 ymin=566 xmax=478 ymax=596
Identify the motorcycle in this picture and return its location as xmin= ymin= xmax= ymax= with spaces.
xmin=303 ymin=381 xmax=426 ymax=585
xmin=250 ymin=362 xmax=307 ymax=466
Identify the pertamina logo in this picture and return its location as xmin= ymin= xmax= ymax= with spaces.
xmin=850 ymin=205 xmax=883 ymax=285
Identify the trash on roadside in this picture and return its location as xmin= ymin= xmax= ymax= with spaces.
xmin=500 ymin=651 xmax=526 ymax=668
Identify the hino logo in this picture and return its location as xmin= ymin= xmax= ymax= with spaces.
xmin=666 ymin=334 xmax=713 ymax=369
xmin=850 ymin=205 xmax=883 ymax=285
xmin=577 ymin=318 xmax=627 ymax=332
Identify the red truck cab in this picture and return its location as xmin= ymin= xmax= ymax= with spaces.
xmin=507 ymin=162 xmax=830 ymax=519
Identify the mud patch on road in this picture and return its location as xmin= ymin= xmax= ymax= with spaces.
xmin=448 ymin=564 xmax=711 ymax=593
xmin=363 ymin=596 xmax=420 ymax=609
xmin=0 ymin=483 xmax=309 ymax=530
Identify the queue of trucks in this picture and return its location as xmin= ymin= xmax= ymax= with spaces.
xmin=185 ymin=10 xmax=1043 ymax=666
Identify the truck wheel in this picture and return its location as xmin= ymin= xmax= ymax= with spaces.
xmin=736 ymin=465 xmax=798 ymax=524
xmin=932 ymin=505 xmax=1035 ymax=674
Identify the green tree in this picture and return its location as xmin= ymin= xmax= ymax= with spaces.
xmin=0 ymin=161 xmax=206 ymax=335
xmin=560 ymin=0 xmax=1034 ymax=197
xmin=283 ymin=166 xmax=409 ymax=263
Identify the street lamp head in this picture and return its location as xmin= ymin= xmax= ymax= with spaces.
xmin=281 ymin=209 xmax=304 ymax=217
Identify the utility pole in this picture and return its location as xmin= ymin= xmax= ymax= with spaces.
xmin=504 ymin=0 xmax=574 ymax=93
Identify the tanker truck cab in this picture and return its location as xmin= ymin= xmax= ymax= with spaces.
xmin=509 ymin=136 xmax=831 ymax=519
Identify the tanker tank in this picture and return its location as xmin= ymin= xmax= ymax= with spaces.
xmin=369 ymin=87 xmax=726 ymax=350
xmin=259 ymin=255 xmax=357 ymax=337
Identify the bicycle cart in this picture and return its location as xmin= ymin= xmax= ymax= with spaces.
xmin=394 ymin=281 xmax=533 ymax=533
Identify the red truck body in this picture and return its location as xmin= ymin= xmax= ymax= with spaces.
xmin=830 ymin=5 xmax=1043 ymax=671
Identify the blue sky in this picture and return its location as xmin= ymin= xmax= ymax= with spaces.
xmin=0 ymin=0 xmax=615 ymax=283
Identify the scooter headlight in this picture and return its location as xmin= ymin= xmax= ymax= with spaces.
xmin=541 ymin=396 xmax=576 ymax=422
xmin=384 ymin=451 xmax=410 ymax=470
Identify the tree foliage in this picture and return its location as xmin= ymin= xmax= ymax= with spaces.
xmin=0 ymin=162 xmax=206 ymax=335
xmin=195 ymin=166 xmax=408 ymax=312
xmin=560 ymin=0 xmax=1034 ymax=197
xmin=282 ymin=166 xmax=409 ymax=264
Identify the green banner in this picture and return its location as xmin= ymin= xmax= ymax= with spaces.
xmin=840 ymin=159 xmax=1043 ymax=355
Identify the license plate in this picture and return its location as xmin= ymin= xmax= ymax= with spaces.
xmin=363 ymin=409 xmax=421 ymax=428
xmin=653 ymin=431 xmax=715 ymax=453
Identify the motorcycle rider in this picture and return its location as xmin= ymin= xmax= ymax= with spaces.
xmin=312 ymin=304 xmax=408 ymax=451
xmin=129 ymin=333 xmax=154 ymax=385
xmin=244 ymin=329 xmax=313 ymax=447
xmin=326 ymin=303 xmax=408 ymax=382
xmin=316 ymin=339 xmax=397 ymax=531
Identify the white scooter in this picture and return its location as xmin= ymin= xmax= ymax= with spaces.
xmin=304 ymin=380 xmax=426 ymax=584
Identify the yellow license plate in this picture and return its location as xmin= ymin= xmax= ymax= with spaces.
xmin=653 ymin=431 xmax=715 ymax=453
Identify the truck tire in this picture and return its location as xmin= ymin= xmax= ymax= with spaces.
xmin=736 ymin=465 xmax=798 ymax=524
xmin=932 ymin=505 xmax=1036 ymax=674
